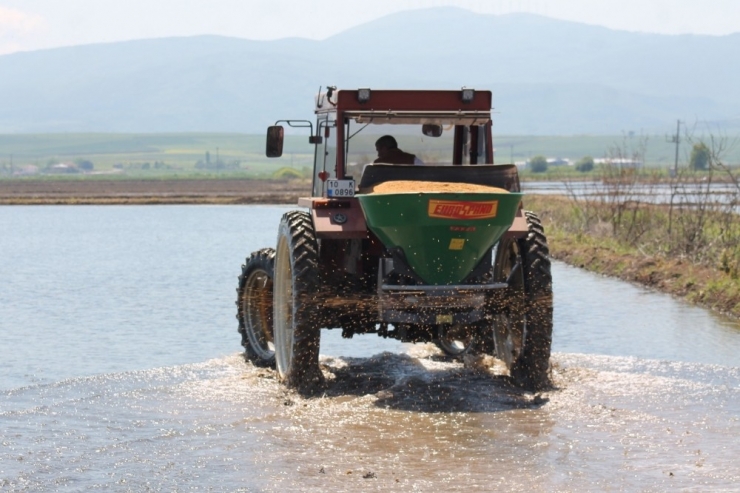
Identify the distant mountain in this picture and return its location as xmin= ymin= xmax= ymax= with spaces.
xmin=1 ymin=7 xmax=739 ymax=135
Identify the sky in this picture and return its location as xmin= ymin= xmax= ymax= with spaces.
xmin=2 ymin=0 xmax=740 ymax=55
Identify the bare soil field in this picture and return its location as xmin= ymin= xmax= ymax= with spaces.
xmin=0 ymin=178 xmax=310 ymax=205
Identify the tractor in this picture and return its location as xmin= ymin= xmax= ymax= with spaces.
xmin=236 ymin=87 xmax=553 ymax=392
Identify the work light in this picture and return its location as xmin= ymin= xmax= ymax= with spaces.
xmin=357 ymin=88 xmax=371 ymax=103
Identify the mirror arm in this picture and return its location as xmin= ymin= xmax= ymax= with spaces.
xmin=274 ymin=119 xmax=326 ymax=145
xmin=274 ymin=119 xmax=313 ymax=135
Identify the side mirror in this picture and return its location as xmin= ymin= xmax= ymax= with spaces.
xmin=422 ymin=124 xmax=443 ymax=137
xmin=266 ymin=125 xmax=284 ymax=158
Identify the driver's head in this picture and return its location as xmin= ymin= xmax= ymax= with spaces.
xmin=375 ymin=135 xmax=398 ymax=157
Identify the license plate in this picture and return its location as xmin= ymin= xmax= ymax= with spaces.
xmin=326 ymin=179 xmax=355 ymax=198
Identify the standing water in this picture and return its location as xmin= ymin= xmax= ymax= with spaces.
xmin=1 ymin=205 xmax=739 ymax=491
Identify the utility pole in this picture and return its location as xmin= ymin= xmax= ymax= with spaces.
xmin=667 ymin=120 xmax=681 ymax=176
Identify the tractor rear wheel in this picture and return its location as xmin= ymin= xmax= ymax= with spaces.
xmin=236 ymin=248 xmax=276 ymax=367
xmin=493 ymin=211 xmax=553 ymax=390
xmin=273 ymin=211 xmax=324 ymax=390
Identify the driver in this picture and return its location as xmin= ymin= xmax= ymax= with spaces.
xmin=374 ymin=135 xmax=424 ymax=165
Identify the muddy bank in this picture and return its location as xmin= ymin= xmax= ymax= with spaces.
xmin=548 ymin=235 xmax=740 ymax=314
xmin=0 ymin=178 xmax=310 ymax=204
xmin=524 ymin=195 xmax=740 ymax=320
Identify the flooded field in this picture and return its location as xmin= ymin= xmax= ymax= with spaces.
xmin=3 ymin=351 xmax=738 ymax=492
xmin=1 ymin=205 xmax=739 ymax=491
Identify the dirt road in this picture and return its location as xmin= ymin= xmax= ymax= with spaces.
xmin=0 ymin=178 xmax=309 ymax=204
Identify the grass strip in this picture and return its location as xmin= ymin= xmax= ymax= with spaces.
xmin=525 ymin=195 xmax=740 ymax=319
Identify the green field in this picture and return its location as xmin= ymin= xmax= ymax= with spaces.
xmin=0 ymin=133 xmax=310 ymax=178
xmin=1 ymin=132 xmax=738 ymax=179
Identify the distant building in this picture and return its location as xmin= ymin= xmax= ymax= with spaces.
xmin=522 ymin=157 xmax=572 ymax=167
xmin=546 ymin=157 xmax=571 ymax=166
xmin=48 ymin=163 xmax=79 ymax=174
xmin=595 ymin=158 xmax=643 ymax=168
xmin=12 ymin=165 xmax=39 ymax=176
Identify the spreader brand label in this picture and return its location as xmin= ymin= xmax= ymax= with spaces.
xmin=428 ymin=200 xmax=498 ymax=219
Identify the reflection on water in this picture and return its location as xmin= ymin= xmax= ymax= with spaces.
xmin=552 ymin=263 xmax=740 ymax=366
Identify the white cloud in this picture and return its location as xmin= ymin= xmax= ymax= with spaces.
xmin=0 ymin=7 xmax=46 ymax=54
xmin=0 ymin=6 xmax=44 ymax=32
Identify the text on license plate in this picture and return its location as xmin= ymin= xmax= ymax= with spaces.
xmin=326 ymin=179 xmax=355 ymax=197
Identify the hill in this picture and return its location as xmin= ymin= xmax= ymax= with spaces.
xmin=1 ymin=7 xmax=738 ymax=135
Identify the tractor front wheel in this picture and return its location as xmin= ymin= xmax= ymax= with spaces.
xmin=273 ymin=211 xmax=324 ymax=391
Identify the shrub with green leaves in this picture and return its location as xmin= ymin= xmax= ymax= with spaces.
xmin=528 ymin=155 xmax=548 ymax=173
xmin=575 ymin=156 xmax=594 ymax=172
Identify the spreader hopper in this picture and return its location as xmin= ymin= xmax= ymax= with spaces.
xmin=357 ymin=190 xmax=523 ymax=285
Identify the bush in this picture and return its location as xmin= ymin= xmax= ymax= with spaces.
xmin=75 ymin=158 xmax=94 ymax=171
xmin=272 ymin=167 xmax=304 ymax=179
xmin=575 ymin=156 xmax=594 ymax=172
xmin=690 ymin=143 xmax=710 ymax=171
xmin=528 ymin=155 xmax=548 ymax=173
